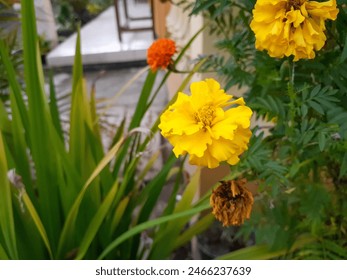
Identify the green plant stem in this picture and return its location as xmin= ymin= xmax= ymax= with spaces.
xmin=287 ymin=60 xmax=296 ymax=159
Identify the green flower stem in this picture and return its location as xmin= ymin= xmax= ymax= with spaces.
xmin=287 ymin=60 xmax=296 ymax=158
xmin=139 ymin=57 xmax=209 ymax=152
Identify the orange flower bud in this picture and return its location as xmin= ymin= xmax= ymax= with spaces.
xmin=147 ymin=38 xmax=176 ymax=71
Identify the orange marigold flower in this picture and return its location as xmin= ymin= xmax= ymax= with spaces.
xmin=210 ymin=179 xmax=254 ymax=227
xmin=147 ymin=38 xmax=176 ymax=71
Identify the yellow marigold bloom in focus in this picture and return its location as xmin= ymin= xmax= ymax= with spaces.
xmin=250 ymin=0 xmax=339 ymax=61
xmin=147 ymin=38 xmax=176 ymax=71
xmin=158 ymin=79 xmax=252 ymax=169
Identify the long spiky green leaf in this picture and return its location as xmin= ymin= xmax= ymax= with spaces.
xmin=0 ymin=132 xmax=18 ymax=259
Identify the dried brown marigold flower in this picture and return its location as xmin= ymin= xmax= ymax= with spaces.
xmin=210 ymin=179 xmax=254 ymax=227
xmin=147 ymin=38 xmax=176 ymax=71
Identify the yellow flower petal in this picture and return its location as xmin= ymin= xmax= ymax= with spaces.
xmin=158 ymin=78 xmax=253 ymax=169
xmin=170 ymin=130 xmax=212 ymax=158
xmin=189 ymin=149 xmax=221 ymax=169
xmin=250 ymin=0 xmax=339 ymax=60
xmin=306 ymin=0 xmax=339 ymax=20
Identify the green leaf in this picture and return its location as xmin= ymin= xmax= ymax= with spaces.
xmin=0 ymin=132 xmax=18 ymax=259
xmin=321 ymin=240 xmax=347 ymax=259
xmin=21 ymin=0 xmax=62 ymax=250
xmin=129 ymin=70 xmax=157 ymax=129
xmin=0 ymin=40 xmax=29 ymax=131
xmin=98 ymin=202 xmax=210 ymax=260
xmin=22 ymin=191 xmax=53 ymax=259
xmin=57 ymin=136 xmax=126 ymax=258
xmin=318 ymin=132 xmax=326 ymax=152
xmin=310 ymin=85 xmax=321 ymax=98
xmin=0 ymin=100 xmax=11 ymax=134
xmin=49 ymin=71 xmax=64 ymax=140
xmin=0 ymin=243 xmax=9 ymax=260
xmin=89 ymin=82 xmax=101 ymax=139
xmin=68 ymin=27 xmax=93 ymax=173
xmin=112 ymin=70 xmax=157 ymax=176
xmin=130 ymin=153 xmax=177 ymax=258
xmin=308 ymin=100 xmax=324 ymax=115
xmin=217 ymin=235 xmax=315 ymax=260
xmin=301 ymin=104 xmax=308 ymax=117
xmin=75 ymin=180 xmax=119 ymax=260
xmin=288 ymin=159 xmax=300 ymax=178
xmin=174 ymin=25 xmax=206 ymax=67
xmin=149 ymin=167 xmax=202 ymax=259
xmin=136 ymin=153 xmax=176 ymax=221
xmin=173 ymin=213 xmax=214 ymax=250
xmin=109 ymin=196 xmax=130 ymax=235
xmin=9 ymin=92 xmax=33 ymax=195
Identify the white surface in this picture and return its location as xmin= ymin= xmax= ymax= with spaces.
xmin=1 ymin=260 xmax=346 ymax=279
xmin=35 ymin=0 xmax=58 ymax=48
xmin=46 ymin=5 xmax=154 ymax=67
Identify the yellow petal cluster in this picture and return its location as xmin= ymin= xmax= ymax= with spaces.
xmin=158 ymin=79 xmax=252 ymax=169
xmin=250 ymin=0 xmax=339 ymax=61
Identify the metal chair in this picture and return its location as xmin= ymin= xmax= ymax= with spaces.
xmin=114 ymin=0 xmax=156 ymax=42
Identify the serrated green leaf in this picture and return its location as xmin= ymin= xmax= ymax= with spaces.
xmin=318 ymin=132 xmax=326 ymax=151
xmin=308 ymin=100 xmax=324 ymax=115
xmin=301 ymin=104 xmax=308 ymax=117
xmin=267 ymin=95 xmax=279 ymax=114
xmin=288 ymin=160 xmax=300 ymax=178
xmin=303 ymin=131 xmax=315 ymax=145
xmin=329 ymin=110 xmax=347 ymax=124
xmin=310 ymin=85 xmax=321 ymax=98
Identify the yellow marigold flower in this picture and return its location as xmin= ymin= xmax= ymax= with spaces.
xmin=250 ymin=0 xmax=339 ymax=61
xmin=147 ymin=38 xmax=176 ymax=71
xmin=210 ymin=179 xmax=254 ymax=226
xmin=158 ymin=79 xmax=252 ymax=169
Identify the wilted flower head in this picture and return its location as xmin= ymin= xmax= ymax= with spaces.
xmin=210 ymin=179 xmax=254 ymax=226
xmin=158 ymin=79 xmax=252 ymax=169
xmin=250 ymin=0 xmax=339 ymax=61
xmin=147 ymin=38 xmax=176 ymax=71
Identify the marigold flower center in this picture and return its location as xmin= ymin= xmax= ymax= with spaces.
xmin=286 ymin=0 xmax=305 ymax=11
xmin=195 ymin=104 xmax=216 ymax=129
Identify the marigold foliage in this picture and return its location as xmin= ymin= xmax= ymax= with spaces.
xmin=250 ymin=0 xmax=339 ymax=61
xmin=158 ymin=79 xmax=252 ymax=168
xmin=146 ymin=38 xmax=176 ymax=71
